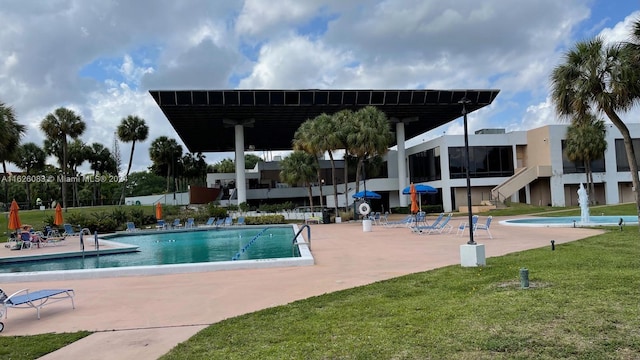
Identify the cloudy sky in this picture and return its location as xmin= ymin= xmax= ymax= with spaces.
xmin=1 ymin=0 xmax=639 ymax=174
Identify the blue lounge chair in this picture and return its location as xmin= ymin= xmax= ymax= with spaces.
xmin=384 ymin=215 xmax=414 ymax=228
xmin=457 ymin=215 xmax=479 ymax=236
xmin=126 ymin=222 xmax=139 ymax=232
xmin=204 ymin=217 xmax=215 ymax=226
xmin=185 ymin=218 xmax=195 ymax=228
xmin=419 ymin=214 xmax=453 ymax=235
xmin=172 ymin=218 xmax=183 ymax=229
xmin=62 ymin=224 xmax=79 ymax=237
xmin=412 ymin=213 xmax=444 ymax=233
xmin=474 ymin=216 xmax=493 ymax=239
xmin=215 ymin=218 xmax=225 ymax=227
xmin=155 ymin=219 xmax=167 ymax=230
xmin=236 ymin=216 xmax=245 ymax=226
xmin=0 ymin=288 xmax=75 ymax=332
xmin=224 ymin=217 xmax=233 ymax=226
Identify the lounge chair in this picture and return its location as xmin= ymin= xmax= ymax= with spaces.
xmin=62 ymin=224 xmax=79 ymax=237
xmin=223 ymin=217 xmax=233 ymax=226
xmin=384 ymin=215 xmax=414 ymax=228
xmin=172 ymin=218 xmax=183 ymax=229
xmin=126 ymin=222 xmax=140 ymax=232
xmin=155 ymin=219 xmax=167 ymax=230
xmin=236 ymin=216 xmax=245 ymax=226
xmin=412 ymin=213 xmax=444 ymax=233
xmin=474 ymin=216 xmax=493 ymax=239
xmin=18 ymin=232 xmax=34 ymax=250
xmin=204 ymin=217 xmax=215 ymax=226
xmin=185 ymin=218 xmax=195 ymax=228
xmin=419 ymin=213 xmax=453 ymax=235
xmin=0 ymin=288 xmax=75 ymax=332
xmin=305 ymin=216 xmax=321 ymax=224
xmin=456 ymin=215 xmax=479 ymax=236
xmin=40 ymin=229 xmax=65 ymax=246
xmin=215 ymin=218 xmax=225 ymax=227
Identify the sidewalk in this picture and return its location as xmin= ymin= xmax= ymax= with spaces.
xmin=2 ymin=217 xmax=603 ymax=359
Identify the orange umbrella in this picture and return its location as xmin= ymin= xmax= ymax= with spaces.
xmin=8 ymin=200 xmax=21 ymax=231
xmin=410 ymin=183 xmax=419 ymax=214
xmin=54 ymin=203 xmax=64 ymax=226
xmin=155 ymin=202 xmax=162 ymax=220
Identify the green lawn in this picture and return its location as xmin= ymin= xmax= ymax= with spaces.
xmin=1 ymin=204 xmax=639 ymax=359
xmin=159 ymin=228 xmax=639 ymax=359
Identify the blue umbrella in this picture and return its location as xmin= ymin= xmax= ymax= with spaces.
xmin=402 ymin=184 xmax=437 ymax=212
xmin=402 ymin=184 xmax=438 ymax=195
xmin=352 ymin=190 xmax=382 ymax=199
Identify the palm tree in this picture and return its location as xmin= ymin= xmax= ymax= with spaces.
xmin=117 ymin=115 xmax=149 ymax=205
xmin=550 ymin=36 xmax=640 ymax=228
xmin=40 ymin=107 xmax=86 ymax=210
xmin=14 ymin=142 xmax=46 ymax=209
xmin=334 ymin=109 xmax=357 ymax=208
xmin=149 ymin=136 xmax=183 ymax=192
xmin=0 ymin=102 xmax=26 ymax=204
xmin=314 ymin=113 xmax=342 ymax=214
xmin=279 ymin=151 xmax=318 ymax=214
xmin=67 ymin=139 xmax=90 ymax=207
xmin=564 ymin=114 xmax=607 ymax=204
xmin=293 ymin=118 xmax=325 ymax=209
xmin=348 ymin=106 xmax=393 ymax=194
xmin=88 ymin=143 xmax=117 ymax=205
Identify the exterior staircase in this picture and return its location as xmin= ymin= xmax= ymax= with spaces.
xmin=491 ymin=165 xmax=552 ymax=204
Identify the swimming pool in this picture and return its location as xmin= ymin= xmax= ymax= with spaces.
xmin=0 ymin=225 xmax=314 ymax=282
xmin=500 ymin=215 xmax=638 ymax=227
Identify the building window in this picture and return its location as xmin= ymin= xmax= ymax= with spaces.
xmin=561 ymin=140 xmax=606 ymax=173
xmin=448 ymin=146 xmax=514 ymax=179
xmin=615 ymin=138 xmax=640 ymax=171
xmin=409 ymin=147 xmax=441 ymax=182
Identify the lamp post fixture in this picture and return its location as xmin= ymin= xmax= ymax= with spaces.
xmin=459 ymin=97 xmax=476 ymax=245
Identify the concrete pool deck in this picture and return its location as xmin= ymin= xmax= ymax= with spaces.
xmin=0 ymin=215 xmax=605 ymax=359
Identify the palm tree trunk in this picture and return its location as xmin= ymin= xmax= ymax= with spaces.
xmin=316 ymin=162 xmax=324 ymax=209
xmin=25 ymin=179 xmax=31 ymax=209
xmin=307 ymin=183 xmax=314 ymax=216
xmin=586 ymin=161 xmax=596 ymax=205
xmin=604 ymin=107 xmax=640 ymax=233
xmin=329 ymin=152 xmax=339 ymax=214
xmin=62 ymin=141 xmax=68 ymax=211
xmin=120 ymin=141 xmax=136 ymax=205
xmin=355 ymin=158 xmax=364 ymax=194
xmin=343 ymin=152 xmax=349 ymax=210
xmin=2 ymin=161 xmax=8 ymax=204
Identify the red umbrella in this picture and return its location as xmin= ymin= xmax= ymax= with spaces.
xmin=410 ymin=183 xmax=419 ymax=214
xmin=54 ymin=203 xmax=64 ymax=226
xmin=8 ymin=200 xmax=21 ymax=231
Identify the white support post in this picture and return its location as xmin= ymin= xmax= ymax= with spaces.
xmin=396 ymin=121 xmax=408 ymax=207
xmin=235 ymin=124 xmax=247 ymax=205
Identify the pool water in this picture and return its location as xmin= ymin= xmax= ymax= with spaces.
xmin=1 ymin=227 xmax=297 ymax=273
xmin=501 ymin=215 xmax=637 ymax=227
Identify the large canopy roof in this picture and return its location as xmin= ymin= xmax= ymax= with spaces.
xmin=150 ymin=89 xmax=499 ymax=152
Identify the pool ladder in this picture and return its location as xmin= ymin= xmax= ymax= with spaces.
xmin=292 ymin=224 xmax=311 ymax=251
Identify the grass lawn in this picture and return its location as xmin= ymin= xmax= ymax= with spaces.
xmin=0 ymin=332 xmax=91 ymax=360
xmin=156 ymin=228 xmax=639 ymax=359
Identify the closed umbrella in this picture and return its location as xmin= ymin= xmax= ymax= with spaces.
xmin=155 ymin=202 xmax=162 ymax=220
xmin=402 ymin=184 xmax=438 ymax=213
xmin=410 ymin=183 xmax=419 ymax=214
xmin=8 ymin=200 xmax=21 ymax=231
xmin=54 ymin=203 xmax=64 ymax=226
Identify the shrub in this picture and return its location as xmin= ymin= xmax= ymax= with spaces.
xmin=207 ymin=203 xmax=228 ymax=219
xmin=111 ymin=207 xmax=128 ymax=226
xmin=245 ymin=215 xmax=285 ymax=225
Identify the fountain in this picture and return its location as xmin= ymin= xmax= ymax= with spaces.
xmin=577 ymin=183 xmax=590 ymax=224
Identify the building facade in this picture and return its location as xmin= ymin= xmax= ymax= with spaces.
xmin=207 ymin=123 xmax=640 ymax=212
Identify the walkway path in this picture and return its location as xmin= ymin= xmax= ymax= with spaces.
xmin=0 ymin=216 xmax=603 ymax=359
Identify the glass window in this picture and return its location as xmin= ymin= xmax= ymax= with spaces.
xmin=448 ymin=146 xmax=514 ymax=179
xmin=409 ymin=147 xmax=441 ymax=182
xmin=615 ymin=138 xmax=640 ymax=172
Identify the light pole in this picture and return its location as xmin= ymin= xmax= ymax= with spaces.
xmin=459 ymin=98 xmax=476 ymax=245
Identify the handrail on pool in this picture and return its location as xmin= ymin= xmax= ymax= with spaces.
xmin=293 ymin=224 xmax=311 ymax=251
